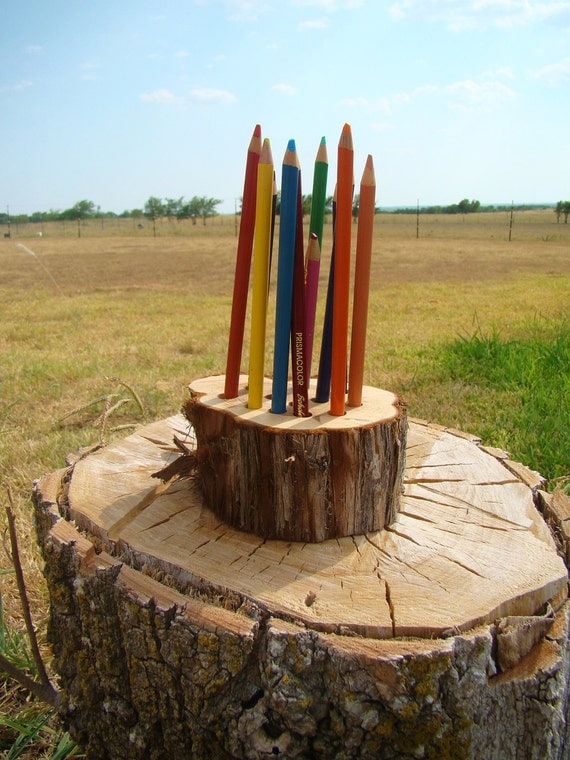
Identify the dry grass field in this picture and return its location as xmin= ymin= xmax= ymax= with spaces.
xmin=0 ymin=209 xmax=569 ymax=755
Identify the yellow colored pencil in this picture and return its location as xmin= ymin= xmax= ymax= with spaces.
xmin=248 ymin=138 xmax=274 ymax=409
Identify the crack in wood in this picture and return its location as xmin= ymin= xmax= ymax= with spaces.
xmin=384 ymin=579 xmax=396 ymax=637
xmin=404 ymin=476 xmax=465 ymax=484
xmin=107 ymin=484 xmax=171 ymax=540
xmin=137 ymin=505 xmax=192 ymax=533
xmin=439 ymin=553 xmax=486 ymax=578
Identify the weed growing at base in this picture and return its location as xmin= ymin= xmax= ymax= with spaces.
xmin=435 ymin=317 xmax=569 ymax=485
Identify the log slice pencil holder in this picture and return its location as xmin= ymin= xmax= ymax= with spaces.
xmin=184 ymin=375 xmax=408 ymax=543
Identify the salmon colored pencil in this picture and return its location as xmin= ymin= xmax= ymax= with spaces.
xmin=248 ymin=139 xmax=274 ymax=409
xmin=330 ymin=123 xmax=353 ymax=416
xmin=348 ymin=155 xmax=376 ymax=408
xmin=224 ymin=124 xmax=262 ymax=399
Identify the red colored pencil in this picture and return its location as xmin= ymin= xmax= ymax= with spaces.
xmin=330 ymin=123 xmax=353 ymax=416
xmin=348 ymin=155 xmax=376 ymax=408
xmin=224 ymin=124 xmax=262 ymax=399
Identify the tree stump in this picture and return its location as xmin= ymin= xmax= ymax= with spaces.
xmin=184 ymin=376 xmax=407 ymax=542
xmin=33 ymin=405 xmax=570 ymax=760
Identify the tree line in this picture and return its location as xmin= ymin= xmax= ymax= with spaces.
xmin=1 ymin=197 xmax=566 ymax=228
xmin=0 ymin=196 xmax=224 ymax=228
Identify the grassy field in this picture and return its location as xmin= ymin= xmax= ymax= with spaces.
xmin=1 ymin=209 xmax=569 ymax=756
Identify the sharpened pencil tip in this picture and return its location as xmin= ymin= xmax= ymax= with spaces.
xmin=339 ymin=123 xmax=353 ymax=151
xmin=287 ymin=138 xmax=296 ymax=151
xmin=260 ymin=138 xmax=273 ymax=164
xmin=253 ymin=124 xmax=261 ymax=137
xmin=320 ymin=136 xmax=326 ymax=145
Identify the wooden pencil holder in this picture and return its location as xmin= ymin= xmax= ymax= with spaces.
xmin=183 ymin=375 xmax=408 ymax=543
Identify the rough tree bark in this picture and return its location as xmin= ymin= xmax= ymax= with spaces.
xmin=33 ymin=407 xmax=570 ymax=760
xmin=183 ymin=376 xmax=407 ymax=542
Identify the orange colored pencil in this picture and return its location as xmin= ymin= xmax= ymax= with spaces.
xmin=224 ymin=124 xmax=262 ymax=399
xmin=348 ymin=155 xmax=376 ymax=408
xmin=330 ymin=123 xmax=353 ymax=416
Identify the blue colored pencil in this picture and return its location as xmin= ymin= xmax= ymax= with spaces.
xmin=271 ymin=140 xmax=299 ymax=414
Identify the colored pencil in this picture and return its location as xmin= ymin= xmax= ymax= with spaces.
xmin=330 ymin=123 xmax=354 ymax=416
xmin=304 ymin=232 xmax=320 ymax=382
xmin=309 ymin=136 xmax=328 ymax=250
xmin=271 ymin=140 xmax=299 ymax=414
xmin=291 ymin=178 xmax=310 ymax=417
xmin=269 ymin=170 xmax=278 ymax=286
xmin=224 ymin=124 xmax=262 ymax=399
xmin=348 ymin=154 xmax=376 ymax=408
xmin=314 ymin=188 xmax=336 ymax=403
xmin=248 ymin=138 xmax=274 ymax=409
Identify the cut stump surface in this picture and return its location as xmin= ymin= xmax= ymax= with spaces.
xmin=34 ymin=412 xmax=570 ymax=759
xmin=56 ymin=412 xmax=565 ymax=639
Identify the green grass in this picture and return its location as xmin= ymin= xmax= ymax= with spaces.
xmin=0 ymin=595 xmax=82 ymax=759
xmin=404 ymin=315 xmax=569 ymax=487
xmin=0 ymin=215 xmax=569 ymax=756
xmin=442 ymin=318 xmax=569 ymax=482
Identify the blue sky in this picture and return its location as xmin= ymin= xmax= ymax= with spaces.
xmin=1 ymin=0 xmax=569 ymax=215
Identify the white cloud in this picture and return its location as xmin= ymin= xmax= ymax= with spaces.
xmin=189 ymin=87 xmax=237 ymax=103
xmin=341 ymin=74 xmax=515 ymax=115
xmin=299 ymin=17 xmax=330 ymax=28
xmin=139 ymin=88 xmax=185 ymax=106
xmin=221 ymin=0 xmax=271 ymax=20
xmin=0 ymin=80 xmax=33 ymax=94
xmin=25 ymin=45 xmax=43 ymax=54
xmin=532 ymin=58 xmax=570 ymax=86
xmin=481 ymin=66 xmax=515 ymax=80
xmin=272 ymin=82 xmax=298 ymax=94
xmin=388 ymin=0 xmax=570 ymax=30
xmin=293 ymin=0 xmax=363 ymax=9
xmin=174 ymin=50 xmax=189 ymax=58
xmin=445 ymin=78 xmax=516 ymax=109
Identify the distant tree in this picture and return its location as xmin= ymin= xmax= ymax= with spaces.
xmin=164 ymin=197 xmax=184 ymax=221
xmin=177 ymin=196 xmax=201 ymax=225
xmin=457 ymin=199 xmax=480 ymax=214
xmin=178 ymin=196 xmax=221 ymax=225
xmin=144 ymin=197 xmax=164 ymax=237
xmin=198 ymin=196 xmax=222 ymax=225
xmin=302 ymin=194 xmax=312 ymax=217
xmin=74 ymin=200 xmax=96 ymax=218
xmin=352 ymin=194 xmax=360 ymax=222
xmin=555 ymin=200 xmax=570 ymax=223
xmin=60 ymin=200 xmax=96 ymax=237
